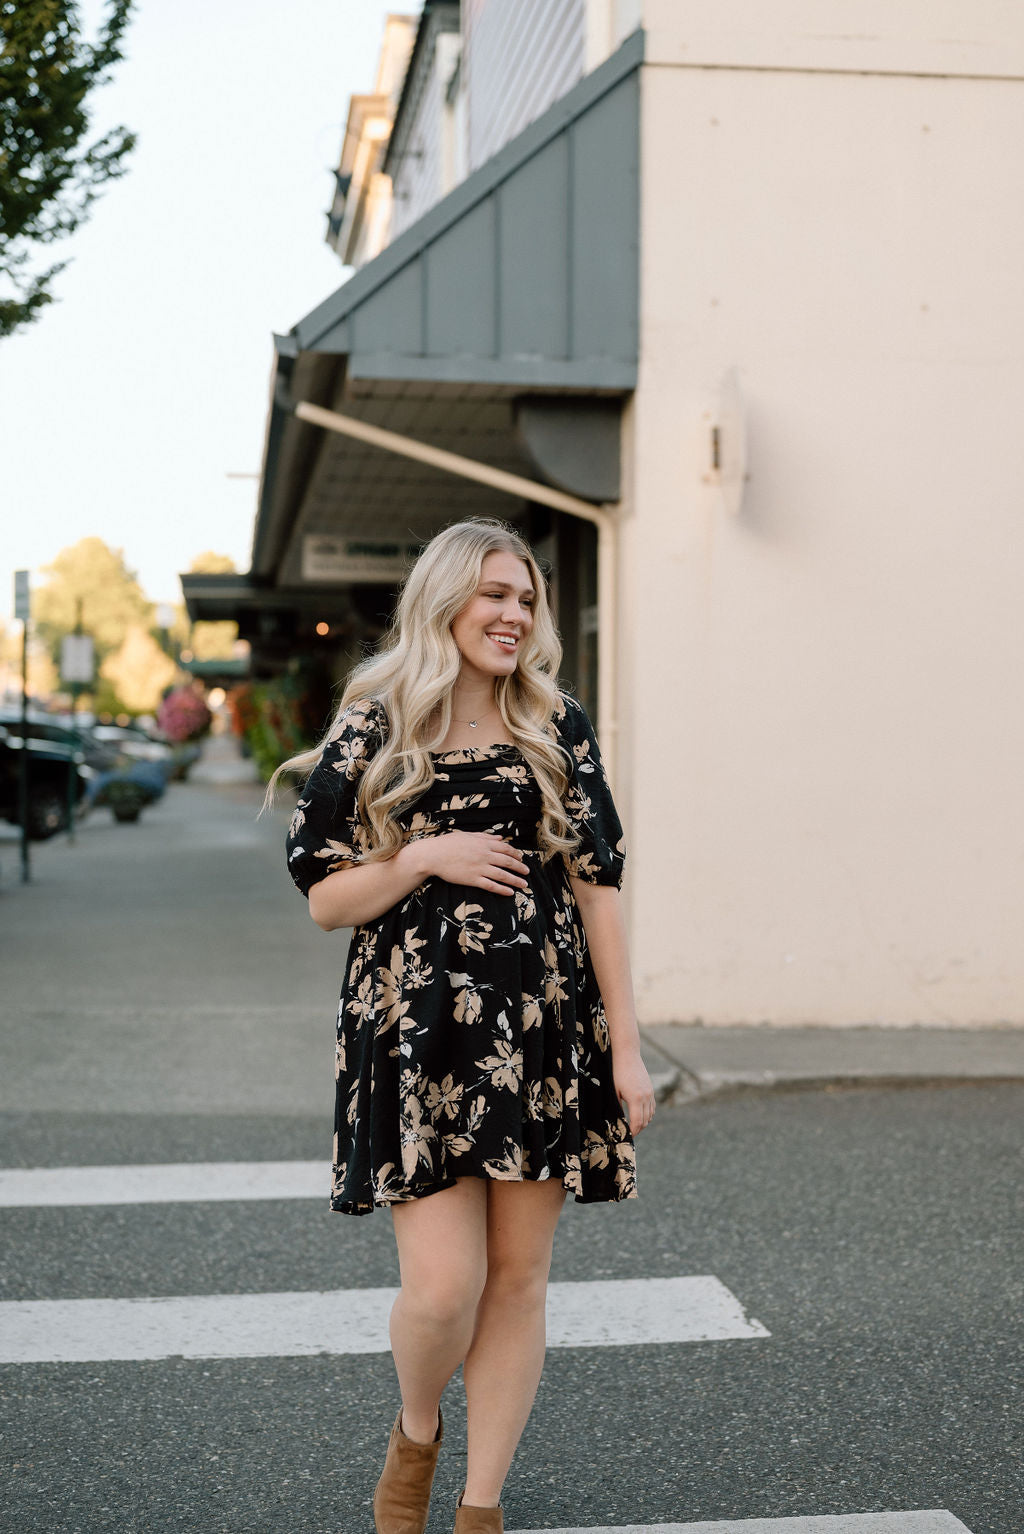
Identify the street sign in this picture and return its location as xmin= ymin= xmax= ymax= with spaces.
xmin=14 ymin=570 xmax=30 ymax=622
xmin=301 ymin=535 xmax=419 ymax=583
xmin=61 ymin=633 xmax=95 ymax=684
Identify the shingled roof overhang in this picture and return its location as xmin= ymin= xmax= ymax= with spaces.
xmin=248 ymin=28 xmax=643 ymax=586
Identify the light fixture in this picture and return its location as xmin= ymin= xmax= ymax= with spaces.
xmin=702 ymin=367 xmax=747 ymax=517
xmin=315 ymin=621 xmax=330 ymax=636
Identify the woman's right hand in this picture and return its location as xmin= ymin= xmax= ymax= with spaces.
xmin=419 ymin=831 xmax=530 ymax=895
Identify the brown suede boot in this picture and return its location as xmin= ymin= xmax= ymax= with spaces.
xmin=372 ymin=1406 xmax=443 ymax=1534
xmin=453 ymin=1490 xmax=504 ymax=1533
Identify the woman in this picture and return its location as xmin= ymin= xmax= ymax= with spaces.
xmin=274 ymin=518 xmax=654 ymax=1533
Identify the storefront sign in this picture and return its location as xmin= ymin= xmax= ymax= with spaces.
xmin=301 ymin=535 xmax=419 ymax=583
xmin=14 ymin=570 xmax=30 ymax=622
xmin=60 ymin=634 xmax=95 ymax=684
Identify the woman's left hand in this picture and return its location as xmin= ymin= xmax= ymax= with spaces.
xmin=613 ymin=1050 xmax=657 ymax=1134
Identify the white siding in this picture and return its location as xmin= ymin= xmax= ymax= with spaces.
xmin=626 ymin=35 xmax=1024 ymax=1025
xmin=391 ymin=30 xmax=462 ymax=240
xmin=463 ymin=0 xmax=586 ymax=172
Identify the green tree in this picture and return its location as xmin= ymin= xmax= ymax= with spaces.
xmin=100 ymin=623 xmax=175 ymax=712
xmin=188 ymin=551 xmax=236 ymax=576
xmin=34 ymin=536 xmax=151 ymax=667
xmin=0 ymin=0 xmax=136 ymax=338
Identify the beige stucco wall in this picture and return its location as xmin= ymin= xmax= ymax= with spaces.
xmin=623 ymin=5 xmax=1024 ymax=1024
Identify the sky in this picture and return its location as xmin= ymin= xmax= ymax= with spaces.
xmin=1 ymin=0 xmax=400 ymax=617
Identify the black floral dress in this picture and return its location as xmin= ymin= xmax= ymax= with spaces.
xmin=285 ymin=690 xmax=637 ymax=1215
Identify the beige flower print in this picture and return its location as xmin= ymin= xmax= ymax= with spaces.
xmin=424 ymin=1073 xmax=464 ymax=1123
xmin=452 ymin=901 xmax=493 ymax=955
xmin=583 ymin=1129 xmax=610 ymax=1170
xmin=375 ymin=946 xmax=410 ymax=1035
xmin=345 ymin=970 xmax=375 ymax=1025
xmin=561 ymin=1152 xmax=583 ymax=1196
xmin=542 ymin=1076 xmax=563 ymax=1118
xmin=451 ymin=975 xmax=484 ymax=1026
xmin=542 ymin=939 xmax=568 ymax=1006
xmin=404 ymin=811 xmax=439 ymax=842
xmin=371 ymin=1161 xmax=408 ymax=1204
xmin=402 ymin=930 xmax=433 ymax=990
xmin=475 ymin=1038 xmax=524 ymax=1093
xmin=483 ymin=1138 xmax=524 ymax=1180
xmin=464 ymin=1093 xmax=488 ymax=1132
xmin=399 ymin=1094 xmax=436 ymax=1180
xmin=441 ymin=1131 xmax=476 ymax=1157
xmin=522 ymin=1078 xmax=544 ymax=1121
xmin=521 ymin=994 xmax=543 ymax=1031
xmin=331 ymin=716 xmax=375 ymax=779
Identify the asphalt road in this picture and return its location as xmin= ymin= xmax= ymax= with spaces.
xmin=2 ymin=1083 xmax=1020 ymax=1533
xmin=1 ymin=760 xmax=1020 ymax=1533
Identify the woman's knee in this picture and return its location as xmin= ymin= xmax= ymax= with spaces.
xmin=480 ymin=1254 xmax=551 ymax=1314
xmin=391 ymin=1177 xmax=488 ymax=1328
xmin=398 ymin=1264 xmax=487 ymax=1331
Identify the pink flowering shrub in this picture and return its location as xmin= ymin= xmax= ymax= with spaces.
xmin=157 ymin=687 xmax=212 ymax=743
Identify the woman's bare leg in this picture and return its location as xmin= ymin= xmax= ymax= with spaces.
xmin=461 ymin=1178 xmax=566 ymax=1505
xmin=389 ymin=1177 xmax=489 ymax=1442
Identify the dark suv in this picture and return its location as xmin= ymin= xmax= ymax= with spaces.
xmin=0 ymin=721 xmax=93 ymax=839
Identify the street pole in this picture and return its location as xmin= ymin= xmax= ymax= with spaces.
xmin=18 ymin=603 xmax=30 ymax=883
xmin=66 ymin=599 xmax=83 ymax=843
xmin=60 ymin=601 xmax=94 ymax=845
xmin=14 ymin=570 xmax=31 ymax=883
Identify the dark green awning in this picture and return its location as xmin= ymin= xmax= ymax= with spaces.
xmin=249 ymin=30 xmax=643 ymax=586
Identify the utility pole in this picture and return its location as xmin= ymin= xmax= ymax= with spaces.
xmin=61 ymin=599 xmax=93 ymax=844
xmin=14 ymin=571 xmax=31 ymax=883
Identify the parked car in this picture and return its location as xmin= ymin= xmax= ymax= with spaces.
xmin=2 ymin=714 xmax=120 ymax=776
xmin=87 ymin=722 xmax=175 ymax=769
xmin=0 ymin=723 xmax=93 ymax=839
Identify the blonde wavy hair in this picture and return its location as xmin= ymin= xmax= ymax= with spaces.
xmin=264 ymin=518 xmax=579 ymax=865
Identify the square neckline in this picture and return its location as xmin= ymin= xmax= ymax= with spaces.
xmin=430 ymin=742 xmax=519 ymax=759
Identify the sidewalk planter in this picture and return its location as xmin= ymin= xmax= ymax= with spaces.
xmin=94 ymin=776 xmax=151 ymax=824
xmin=169 ymin=742 xmax=202 ymax=781
xmin=157 ymin=688 xmax=212 ymax=756
xmin=228 ymin=668 xmax=331 ymax=783
xmin=92 ymin=763 xmax=164 ymax=824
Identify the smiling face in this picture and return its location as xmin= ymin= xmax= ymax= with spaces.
xmin=450 ymin=550 xmax=536 ymax=682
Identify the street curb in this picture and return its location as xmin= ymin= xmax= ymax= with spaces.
xmin=662 ymin=1070 xmax=1024 ymax=1105
xmin=638 ymin=1036 xmax=684 ymax=1103
xmin=637 ymin=1025 xmax=1024 ymax=1107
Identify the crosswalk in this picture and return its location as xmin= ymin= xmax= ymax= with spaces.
xmin=2 ymin=1158 xmax=976 ymax=1534
xmin=0 ymin=1158 xmax=327 ymax=1206
xmin=509 ymin=1520 xmax=972 ymax=1534
xmin=0 ymin=1275 xmax=768 ymax=1363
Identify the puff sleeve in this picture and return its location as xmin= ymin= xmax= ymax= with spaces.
xmin=555 ymin=691 xmax=626 ymax=888
xmin=285 ymin=698 xmax=387 ymax=899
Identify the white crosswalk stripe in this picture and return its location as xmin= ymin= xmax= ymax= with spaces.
xmin=0 ymin=1159 xmax=327 ymax=1206
xmin=0 ymin=1275 xmax=768 ymax=1363
xmin=507 ymin=1516 xmax=972 ymax=1534
xmin=1 ymin=1162 xmax=976 ymax=1533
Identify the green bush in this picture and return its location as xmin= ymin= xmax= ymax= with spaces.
xmin=240 ymin=666 xmax=333 ymax=783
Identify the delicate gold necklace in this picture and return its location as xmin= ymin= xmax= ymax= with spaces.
xmin=452 ymin=705 xmax=498 ymax=729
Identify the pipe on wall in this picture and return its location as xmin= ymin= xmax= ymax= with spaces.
xmin=292 ymin=399 xmax=620 ymax=781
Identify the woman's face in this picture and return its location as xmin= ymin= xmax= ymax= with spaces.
xmin=450 ymin=550 xmax=536 ymax=681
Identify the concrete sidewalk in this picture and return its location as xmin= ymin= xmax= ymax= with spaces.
xmin=5 ymin=730 xmax=1020 ymax=1117
xmin=639 ymin=1022 xmax=1024 ymax=1104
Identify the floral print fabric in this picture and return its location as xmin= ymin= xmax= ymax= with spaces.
xmin=286 ymin=691 xmax=636 ymax=1214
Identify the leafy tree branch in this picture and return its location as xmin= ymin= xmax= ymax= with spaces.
xmin=0 ymin=0 xmax=135 ymax=338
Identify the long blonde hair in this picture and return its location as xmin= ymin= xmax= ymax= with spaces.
xmin=265 ymin=518 xmax=579 ymax=864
